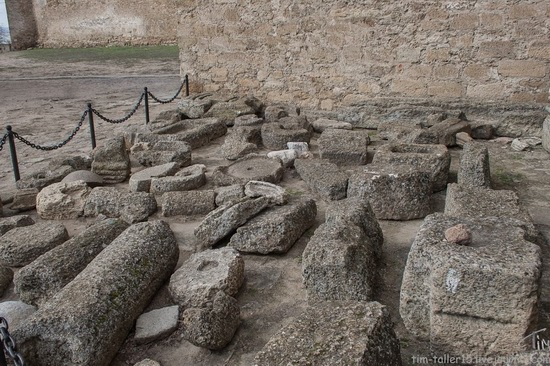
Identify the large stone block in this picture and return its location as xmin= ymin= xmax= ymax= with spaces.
xmin=83 ymin=187 xmax=157 ymax=224
xmin=150 ymin=164 xmax=206 ymax=193
xmin=318 ymin=129 xmax=369 ymax=165
xmin=400 ymin=213 xmax=541 ymax=357
xmin=348 ymin=164 xmax=432 ymax=220
xmin=261 ymin=117 xmax=312 ymax=150
xmin=91 ymin=136 xmax=130 ymax=183
xmin=36 ymin=180 xmax=92 ymax=220
xmin=161 ymin=191 xmax=216 ymax=216
xmin=212 ymin=154 xmax=284 ymax=186
xmin=152 ymin=118 xmax=227 ymax=149
xmin=457 ymin=142 xmax=491 ymax=188
xmin=428 ymin=118 xmax=471 ymax=146
xmin=294 ymin=158 xmax=348 ymax=201
xmin=229 ymin=198 xmax=316 ymax=254
xmin=13 ymin=221 xmax=179 ymax=366
xmin=0 ymin=215 xmax=34 ymax=236
xmin=372 ymin=143 xmax=450 ymax=192
xmin=255 ymin=301 xmax=402 ymax=365
xmin=14 ymin=218 xmax=129 ymax=306
xmin=128 ymin=162 xmax=180 ymax=192
xmin=131 ymin=140 xmax=192 ymax=168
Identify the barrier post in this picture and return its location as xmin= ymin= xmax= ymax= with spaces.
xmin=87 ymin=103 xmax=96 ymax=149
xmin=144 ymin=87 xmax=150 ymax=125
xmin=185 ymin=75 xmax=190 ymax=97
xmin=6 ymin=126 xmax=20 ymax=182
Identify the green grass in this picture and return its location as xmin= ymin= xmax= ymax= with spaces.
xmin=14 ymin=45 xmax=179 ymax=63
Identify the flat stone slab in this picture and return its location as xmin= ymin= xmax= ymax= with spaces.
xmin=0 ymin=222 xmax=69 ymax=267
xmin=129 ymin=162 xmax=180 ymax=192
xmin=169 ymin=247 xmax=244 ymax=309
xmin=83 ymin=187 xmax=157 ymax=224
xmin=294 ymin=158 xmax=348 ymax=201
xmin=0 ymin=215 xmax=34 ymax=236
xmin=318 ymin=129 xmax=369 ymax=165
xmin=400 ymin=213 xmax=541 ymax=357
xmin=150 ymin=164 xmax=206 ymax=194
xmin=161 ymin=191 xmax=216 ymax=216
xmin=152 ymin=117 xmax=227 ymax=149
xmin=347 ymin=164 xmax=432 ymax=220
xmin=135 ymin=305 xmax=179 ymax=344
xmin=255 ymin=301 xmax=402 ymax=365
xmin=212 ymin=154 xmax=284 ymax=186
xmin=372 ymin=143 xmax=450 ymax=192
xmin=131 ymin=140 xmax=192 ymax=168
xmin=229 ymin=198 xmax=317 ymax=254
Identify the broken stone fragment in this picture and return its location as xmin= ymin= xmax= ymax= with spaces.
xmin=444 ymin=224 xmax=472 ymax=245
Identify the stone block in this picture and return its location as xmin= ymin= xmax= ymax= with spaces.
xmin=347 ymin=164 xmax=432 ymax=220
xmin=266 ymin=149 xmax=298 ymax=168
xmin=234 ymin=115 xmax=264 ymax=127
xmin=543 ymin=116 xmax=550 ymax=153
xmin=311 ymin=118 xmax=352 ymax=133
xmin=91 ymin=136 xmax=130 ymax=184
xmin=400 ymin=213 xmax=541 ymax=357
xmin=428 ymin=118 xmax=472 ymax=147
xmin=83 ymin=187 xmax=157 ymax=224
xmin=261 ymin=117 xmax=312 ymax=150
xmin=255 ymin=301 xmax=402 ymax=365
xmin=212 ymin=154 xmax=284 ymax=186
xmin=203 ymin=98 xmax=257 ymax=126
xmin=36 ymin=181 xmax=92 ymax=220
xmin=214 ymin=185 xmax=244 ymax=206
xmin=218 ymin=126 xmax=261 ymax=160
xmin=294 ymin=158 xmax=348 ymax=201
xmin=318 ymin=129 xmax=369 ymax=165
xmin=134 ymin=306 xmax=179 ymax=344
xmin=150 ymin=164 xmax=207 ymax=193
xmin=0 ymin=266 xmax=13 ymax=297
xmin=178 ymin=93 xmax=214 ymax=119
xmin=61 ymin=170 xmax=104 ymax=187
xmin=0 ymin=301 xmax=37 ymax=332
xmin=229 ymin=198 xmax=316 ymax=254
xmin=372 ymin=143 xmax=450 ymax=192
xmin=161 ymin=191 xmax=216 ymax=216
xmin=244 ymin=180 xmax=288 ymax=205
xmin=128 ymin=162 xmax=180 ymax=192
xmin=457 ymin=142 xmax=491 ymax=188
xmin=131 ymin=140 xmax=192 ymax=168
xmin=470 ymin=121 xmax=494 ymax=139
xmin=9 ymin=188 xmax=39 ymax=212
xmin=498 ymin=60 xmax=546 ymax=78
xmin=0 ymin=215 xmax=34 ymax=236
xmin=16 ymin=165 xmax=74 ymax=191
xmin=0 ymin=222 xmax=68 ymax=267
xmin=152 ymin=118 xmax=227 ymax=149
xmin=13 ymin=221 xmax=179 ymax=366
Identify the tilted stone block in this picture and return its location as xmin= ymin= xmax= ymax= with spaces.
xmin=428 ymin=117 xmax=471 ymax=147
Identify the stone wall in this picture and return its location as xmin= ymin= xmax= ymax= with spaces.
xmin=29 ymin=0 xmax=179 ymax=48
xmin=5 ymin=0 xmax=38 ymax=50
xmin=178 ymin=0 xmax=550 ymax=110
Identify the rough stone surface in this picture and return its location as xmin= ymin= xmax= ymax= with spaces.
xmin=470 ymin=121 xmax=494 ymax=140
xmin=0 ymin=301 xmax=37 ymax=332
xmin=455 ymin=131 xmax=473 ymax=148
xmin=400 ymin=213 xmax=541 ymax=357
xmin=457 ymin=142 xmax=492 ymax=188
xmin=36 ymin=180 xmax=92 ymax=219
xmin=152 ymin=118 xmax=227 ymax=149
xmin=128 ymin=162 xmax=180 ymax=192
xmin=311 ymin=118 xmax=353 ymax=133
xmin=134 ymin=305 xmax=179 ymax=345
xmin=150 ymin=164 xmax=207 ymax=193
xmin=181 ymin=291 xmax=240 ymax=350
xmin=133 ymin=359 xmax=161 ymax=366
xmin=287 ymin=141 xmax=310 ymax=157
xmin=16 ymin=155 xmax=90 ymax=191
xmin=261 ymin=120 xmax=311 ymax=150
xmin=542 ymin=116 xmax=550 ymax=153
xmin=214 ymin=185 xmax=245 ymax=206
xmin=212 ymin=154 xmax=284 ymax=186
xmin=0 ymin=215 xmax=34 ymax=236
xmin=203 ymin=99 xmax=257 ymax=126
xmin=372 ymin=143 xmax=450 ymax=192
xmin=302 ymin=198 xmax=382 ymax=301
xmin=318 ymin=129 xmax=369 ymax=165
xmin=178 ymin=93 xmax=214 ymax=119
xmin=0 ymin=222 xmax=68 ymax=267
xmin=161 ymin=191 xmax=217 ymax=217
xmin=219 ymin=126 xmax=261 ymax=160
xmin=169 ymin=247 xmax=244 ymax=309
xmin=61 ymin=170 xmax=104 ymax=187
xmin=294 ymin=158 xmax=348 ymax=201
xmin=91 ymin=136 xmax=131 ymax=183
xmin=229 ymin=198 xmax=316 ymax=254
xmin=13 ymin=221 xmax=179 ymax=366
xmin=427 ymin=118 xmax=472 ymax=147
xmin=83 ymin=187 xmax=157 ymax=224
xmin=194 ymin=196 xmax=271 ymax=248
xmin=266 ymin=149 xmax=298 ymax=168
xmin=131 ymin=140 xmax=192 ymax=168
xmin=244 ymin=180 xmax=288 ymax=205
xmin=348 ymin=164 xmax=432 ymax=220
xmin=255 ymin=301 xmax=402 ymax=366
xmin=0 ymin=266 xmax=13 ymax=297
xmin=444 ymin=224 xmax=472 ymax=245
xmin=14 ymin=218 xmax=129 ymax=306
xmin=10 ymin=188 xmax=39 ymax=212
xmin=234 ymin=114 xmax=264 ymax=127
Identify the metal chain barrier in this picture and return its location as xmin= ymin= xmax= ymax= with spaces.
xmin=0 ymin=317 xmax=25 ymax=366
xmin=91 ymin=92 xmax=145 ymax=124
xmin=0 ymin=133 xmax=8 ymax=152
xmin=12 ymin=110 xmax=88 ymax=151
xmin=147 ymin=81 xmax=185 ymax=104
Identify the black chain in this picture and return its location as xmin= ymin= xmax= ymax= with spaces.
xmin=147 ymin=81 xmax=185 ymax=104
xmin=0 ymin=318 xmax=25 ymax=366
xmin=0 ymin=133 xmax=8 ymax=152
xmin=91 ymin=92 xmax=145 ymax=123
xmin=13 ymin=110 xmax=88 ymax=151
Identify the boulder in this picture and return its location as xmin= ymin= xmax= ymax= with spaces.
xmin=36 ymin=180 xmax=92 ymax=220
xmin=13 ymin=221 xmax=179 ymax=366
xmin=91 ymin=136 xmax=131 ymax=183
xmin=134 ymin=305 xmax=179 ymax=344
xmin=229 ymin=198 xmax=316 ymax=254
xmin=294 ymin=158 xmax=348 ymax=201
xmin=161 ymin=191 xmax=216 ymax=216
xmin=14 ymin=218 xmax=129 ymax=306
xmin=0 ymin=222 xmax=68 ymax=267
xmin=255 ymin=301 xmax=402 ymax=365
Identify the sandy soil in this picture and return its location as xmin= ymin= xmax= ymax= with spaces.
xmin=1 ymin=51 xmax=550 ymax=366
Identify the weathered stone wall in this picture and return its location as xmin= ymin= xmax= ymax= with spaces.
xmin=179 ymin=0 xmax=550 ymax=110
xmin=5 ymin=0 xmax=38 ymax=50
xmin=30 ymin=0 xmax=179 ymax=48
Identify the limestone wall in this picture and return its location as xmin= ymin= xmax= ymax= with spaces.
xmin=178 ymin=0 xmax=550 ymax=110
xmin=5 ymin=0 xmax=38 ymax=50
xmin=30 ymin=0 xmax=179 ymax=48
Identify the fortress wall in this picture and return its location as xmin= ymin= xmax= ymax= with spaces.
xmin=178 ymin=0 xmax=550 ymax=110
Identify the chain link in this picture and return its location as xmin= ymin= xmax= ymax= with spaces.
xmin=91 ymin=92 xmax=145 ymax=123
xmin=147 ymin=81 xmax=185 ymax=104
xmin=12 ymin=110 xmax=88 ymax=151
xmin=0 ymin=133 xmax=8 ymax=152
xmin=0 ymin=318 xmax=25 ymax=366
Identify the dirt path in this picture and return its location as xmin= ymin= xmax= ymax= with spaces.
xmin=1 ymin=49 xmax=550 ymax=366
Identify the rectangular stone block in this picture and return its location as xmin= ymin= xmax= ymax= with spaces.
xmin=498 ymin=60 xmax=546 ymax=78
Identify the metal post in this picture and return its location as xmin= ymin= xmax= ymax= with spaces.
xmin=185 ymin=74 xmax=190 ymax=97
xmin=87 ymin=103 xmax=96 ymax=149
xmin=144 ymin=87 xmax=150 ymax=125
xmin=0 ymin=347 xmax=7 ymax=366
xmin=6 ymin=126 xmax=20 ymax=182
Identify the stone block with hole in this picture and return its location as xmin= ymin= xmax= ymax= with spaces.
xmin=211 ymin=154 xmax=284 ymax=186
xmin=294 ymin=158 xmax=348 ymax=201
xmin=400 ymin=213 xmax=541 ymax=357
xmin=347 ymin=164 xmax=432 ymax=220
xmin=318 ymin=129 xmax=369 ymax=165
xmin=372 ymin=143 xmax=450 ymax=192
xmin=457 ymin=142 xmax=491 ymax=188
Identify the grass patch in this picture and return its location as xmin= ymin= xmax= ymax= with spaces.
xmin=14 ymin=45 xmax=179 ymax=63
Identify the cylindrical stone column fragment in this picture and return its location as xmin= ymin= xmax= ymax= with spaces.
xmin=14 ymin=218 xmax=129 ymax=306
xmin=13 ymin=220 xmax=179 ymax=366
